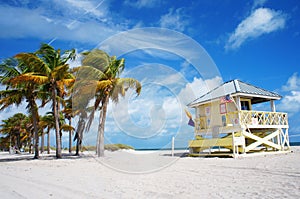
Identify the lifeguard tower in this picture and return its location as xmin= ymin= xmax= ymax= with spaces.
xmin=188 ymin=79 xmax=290 ymax=157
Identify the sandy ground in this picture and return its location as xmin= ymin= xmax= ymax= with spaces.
xmin=0 ymin=147 xmax=300 ymax=199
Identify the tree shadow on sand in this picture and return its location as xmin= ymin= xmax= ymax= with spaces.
xmin=0 ymin=152 xmax=94 ymax=162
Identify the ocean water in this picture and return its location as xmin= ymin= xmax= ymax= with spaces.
xmin=290 ymin=142 xmax=300 ymax=146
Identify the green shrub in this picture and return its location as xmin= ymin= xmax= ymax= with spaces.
xmin=105 ymin=143 xmax=134 ymax=151
xmin=67 ymin=144 xmax=134 ymax=152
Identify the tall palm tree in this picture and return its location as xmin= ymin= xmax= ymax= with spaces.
xmin=37 ymin=44 xmax=75 ymax=158
xmin=13 ymin=44 xmax=76 ymax=158
xmin=0 ymin=58 xmax=42 ymax=158
xmin=79 ymin=50 xmax=141 ymax=157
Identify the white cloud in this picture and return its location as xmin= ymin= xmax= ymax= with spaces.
xmin=278 ymin=73 xmax=300 ymax=114
xmin=278 ymin=91 xmax=300 ymax=113
xmin=124 ymin=0 xmax=161 ymax=9
xmin=225 ymin=8 xmax=286 ymax=50
xmin=159 ymin=8 xmax=188 ymax=32
xmin=104 ymin=76 xmax=223 ymax=141
xmin=252 ymin=0 xmax=268 ymax=10
xmin=0 ymin=2 xmax=127 ymax=44
xmin=65 ymin=0 xmax=106 ymax=17
xmin=282 ymin=73 xmax=300 ymax=91
xmin=178 ymin=76 xmax=222 ymax=106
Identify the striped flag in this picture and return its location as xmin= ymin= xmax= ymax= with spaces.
xmin=220 ymin=94 xmax=233 ymax=103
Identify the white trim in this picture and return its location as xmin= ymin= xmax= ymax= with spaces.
xmin=189 ymin=93 xmax=280 ymax=107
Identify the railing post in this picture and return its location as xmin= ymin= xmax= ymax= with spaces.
xmin=270 ymin=100 xmax=276 ymax=112
xmin=171 ymin=136 xmax=175 ymax=157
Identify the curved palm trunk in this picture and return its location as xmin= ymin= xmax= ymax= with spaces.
xmin=52 ymin=85 xmax=62 ymax=158
xmin=97 ymin=95 xmax=109 ymax=157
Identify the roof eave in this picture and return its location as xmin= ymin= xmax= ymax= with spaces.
xmin=188 ymin=93 xmax=281 ymax=108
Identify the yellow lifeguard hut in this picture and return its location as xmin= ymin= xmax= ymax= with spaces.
xmin=188 ymin=79 xmax=290 ymax=157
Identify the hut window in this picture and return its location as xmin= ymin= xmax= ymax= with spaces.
xmin=241 ymin=101 xmax=250 ymax=110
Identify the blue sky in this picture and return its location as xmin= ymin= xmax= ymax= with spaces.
xmin=0 ymin=0 xmax=300 ymax=149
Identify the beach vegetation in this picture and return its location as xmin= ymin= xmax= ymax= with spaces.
xmin=0 ymin=45 xmax=141 ymax=159
xmin=0 ymin=113 xmax=31 ymax=152
xmin=104 ymin=143 xmax=134 ymax=151
xmin=0 ymin=57 xmax=42 ymax=158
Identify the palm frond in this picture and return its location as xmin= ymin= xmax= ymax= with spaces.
xmin=75 ymin=65 xmax=107 ymax=80
xmin=52 ymin=64 xmax=70 ymax=80
xmin=81 ymin=49 xmax=110 ymax=72
xmin=96 ymin=80 xmax=113 ymax=92
xmin=0 ymin=90 xmax=24 ymax=110
xmin=60 ymin=124 xmax=75 ymax=132
xmin=0 ymin=58 xmax=21 ymax=83
xmin=9 ymin=73 xmax=48 ymax=86
xmin=15 ymin=53 xmax=51 ymax=75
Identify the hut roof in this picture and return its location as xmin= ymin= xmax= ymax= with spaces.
xmin=188 ymin=79 xmax=281 ymax=107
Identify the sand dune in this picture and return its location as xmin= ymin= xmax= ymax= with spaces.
xmin=0 ymin=147 xmax=299 ymax=198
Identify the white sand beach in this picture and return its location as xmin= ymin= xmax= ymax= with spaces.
xmin=0 ymin=147 xmax=300 ymax=198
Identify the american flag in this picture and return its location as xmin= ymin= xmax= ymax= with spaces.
xmin=220 ymin=94 xmax=233 ymax=103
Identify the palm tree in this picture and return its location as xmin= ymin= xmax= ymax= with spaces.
xmin=79 ymin=50 xmax=141 ymax=157
xmin=62 ymin=98 xmax=75 ymax=154
xmin=71 ymin=78 xmax=92 ymax=156
xmin=39 ymin=112 xmax=55 ymax=154
xmin=0 ymin=113 xmax=30 ymax=152
xmin=0 ymin=58 xmax=42 ymax=158
xmin=23 ymin=114 xmax=34 ymax=153
xmin=39 ymin=113 xmax=52 ymax=154
xmin=13 ymin=44 xmax=75 ymax=158
xmin=36 ymin=44 xmax=75 ymax=158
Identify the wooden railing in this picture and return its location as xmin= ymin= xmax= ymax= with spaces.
xmin=194 ymin=111 xmax=288 ymax=131
xmin=226 ymin=111 xmax=288 ymax=127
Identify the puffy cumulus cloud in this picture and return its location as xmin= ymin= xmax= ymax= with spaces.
xmin=282 ymin=73 xmax=300 ymax=92
xmin=159 ymin=8 xmax=189 ymax=32
xmin=277 ymin=73 xmax=300 ymax=115
xmin=109 ymin=81 xmax=182 ymax=139
xmin=65 ymin=75 xmax=222 ymax=148
xmin=124 ymin=0 xmax=162 ymax=9
xmin=178 ymin=76 xmax=222 ymax=106
xmin=278 ymin=91 xmax=300 ymax=114
xmin=225 ymin=8 xmax=286 ymax=50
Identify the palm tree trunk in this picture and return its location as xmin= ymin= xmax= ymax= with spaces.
xmin=41 ymin=131 xmax=44 ymax=154
xmin=75 ymin=117 xmax=84 ymax=156
xmin=97 ymin=95 xmax=109 ymax=157
xmin=32 ymin=103 xmax=39 ymax=159
xmin=68 ymin=118 xmax=72 ymax=153
xmin=47 ymin=127 xmax=50 ymax=154
xmin=52 ymin=85 xmax=62 ymax=158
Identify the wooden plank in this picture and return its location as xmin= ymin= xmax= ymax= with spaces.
xmin=244 ymin=130 xmax=281 ymax=152
xmin=189 ymin=137 xmax=234 ymax=148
